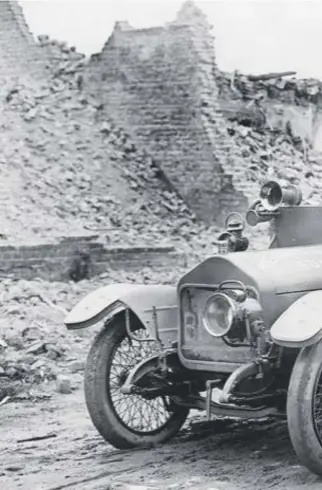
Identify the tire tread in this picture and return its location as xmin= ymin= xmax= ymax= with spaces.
xmin=84 ymin=317 xmax=189 ymax=449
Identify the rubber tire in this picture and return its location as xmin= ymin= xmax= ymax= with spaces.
xmin=287 ymin=340 xmax=322 ymax=476
xmin=84 ymin=316 xmax=189 ymax=449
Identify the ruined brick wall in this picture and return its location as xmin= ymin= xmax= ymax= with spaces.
xmin=0 ymin=3 xmax=203 ymax=247
xmin=0 ymin=238 xmax=186 ymax=282
xmin=4 ymin=0 xmax=320 ymax=233
xmin=0 ymin=1 xmax=45 ymax=77
xmin=0 ymin=2 xmax=43 ymax=230
xmin=84 ymin=2 xmax=249 ymax=224
xmin=217 ymin=70 xmax=322 ymax=151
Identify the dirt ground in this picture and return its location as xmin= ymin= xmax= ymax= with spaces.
xmin=1 ymin=384 xmax=322 ymax=490
xmin=1 ymin=274 xmax=322 ymax=490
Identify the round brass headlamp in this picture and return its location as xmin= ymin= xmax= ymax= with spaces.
xmin=202 ymin=292 xmax=236 ymax=338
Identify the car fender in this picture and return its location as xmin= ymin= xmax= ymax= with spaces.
xmin=270 ymin=290 xmax=322 ymax=347
xmin=64 ymin=283 xmax=178 ymax=346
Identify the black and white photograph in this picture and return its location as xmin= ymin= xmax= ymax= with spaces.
xmin=1 ymin=0 xmax=322 ymax=488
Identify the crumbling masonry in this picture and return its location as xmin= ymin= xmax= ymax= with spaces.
xmin=1 ymin=0 xmax=322 ymax=241
xmin=85 ymin=2 xmax=249 ymax=223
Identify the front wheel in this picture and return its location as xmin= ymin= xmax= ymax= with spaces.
xmin=287 ymin=340 xmax=322 ymax=475
xmin=84 ymin=314 xmax=189 ymax=449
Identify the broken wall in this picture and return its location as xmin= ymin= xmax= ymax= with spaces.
xmin=0 ymin=1 xmax=45 ymax=78
xmin=217 ymin=71 xmax=322 ymax=151
xmin=84 ymin=2 xmax=249 ymax=224
xmin=3 ymin=0 xmax=322 ymax=233
xmin=83 ymin=1 xmax=322 ymax=224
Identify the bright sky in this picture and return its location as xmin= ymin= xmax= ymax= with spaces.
xmin=19 ymin=0 xmax=322 ymax=79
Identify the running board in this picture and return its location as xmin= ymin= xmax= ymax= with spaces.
xmin=171 ymin=394 xmax=279 ymax=420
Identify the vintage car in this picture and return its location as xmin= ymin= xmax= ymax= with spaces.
xmin=65 ymin=180 xmax=322 ymax=476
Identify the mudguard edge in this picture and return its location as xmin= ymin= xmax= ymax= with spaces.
xmin=270 ymin=290 xmax=322 ymax=347
xmin=64 ymin=283 xmax=179 ymax=347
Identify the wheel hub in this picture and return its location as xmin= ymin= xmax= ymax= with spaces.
xmin=120 ymin=354 xmax=162 ymax=395
xmin=107 ymin=333 xmax=185 ymax=436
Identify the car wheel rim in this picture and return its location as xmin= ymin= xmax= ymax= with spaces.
xmin=313 ymin=364 xmax=322 ymax=445
xmin=108 ymin=329 xmax=175 ymax=435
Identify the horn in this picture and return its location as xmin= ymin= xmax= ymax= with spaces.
xmin=259 ymin=180 xmax=302 ymax=211
xmin=246 ymin=199 xmax=274 ymax=226
xmin=246 ymin=209 xmax=273 ymax=226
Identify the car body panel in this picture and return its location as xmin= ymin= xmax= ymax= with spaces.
xmin=64 ymin=283 xmax=178 ymax=348
xmin=270 ymin=290 xmax=322 ymax=347
xmin=178 ymin=244 xmax=322 ymax=327
xmin=272 ymin=206 xmax=322 ymax=249
xmin=177 ymin=244 xmax=322 ymax=371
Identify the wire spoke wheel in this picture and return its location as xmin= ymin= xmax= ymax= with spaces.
xmin=109 ymin=331 xmax=173 ymax=434
xmin=84 ymin=316 xmax=189 ymax=449
xmin=313 ymin=365 xmax=322 ymax=445
xmin=287 ymin=340 xmax=322 ymax=476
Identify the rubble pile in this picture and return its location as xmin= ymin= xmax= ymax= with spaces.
xmin=217 ymin=70 xmax=322 ymax=106
xmin=0 ymin=267 xmax=189 ymax=398
xmin=1 ymin=36 xmax=322 ymax=396
xmin=0 ymin=36 xmax=224 ymax=252
xmin=1 ymin=34 xmax=319 ymax=253
xmin=3 ymin=36 xmax=211 ymax=247
xmin=38 ymin=34 xmax=87 ymax=78
xmin=226 ymin=120 xmax=322 ymax=203
xmin=0 ymin=88 xmax=180 ymax=241
xmin=213 ymin=70 xmax=322 ymax=206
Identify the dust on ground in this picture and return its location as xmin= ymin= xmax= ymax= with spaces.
xmin=2 ymin=385 xmax=321 ymax=490
xmin=0 ymin=271 xmax=321 ymax=490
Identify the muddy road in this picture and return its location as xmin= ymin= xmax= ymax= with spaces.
xmin=1 ymin=385 xmax=321 ymax=490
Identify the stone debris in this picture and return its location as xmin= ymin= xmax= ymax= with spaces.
xmin=1 ymin=15 xmax=322 ymax=398
xmin=56 ymin=374 xmax=73 ymax=394
xmin=69 ymin=361 xmax=85 ymax=373
xmin=215 ymin=69 xmax=322 ymax=208
xmin=226 ymin=120 xmax=321 ymax=205
xmin=0 ymin=269 xmax=191 ymax=396
xmin=217 ymin=69 xmax=322 ymax=105
xmin=1 ymin=31 xmax=319 ymax=254
xmin=0 ymin=34 xmax=221 ymax=255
